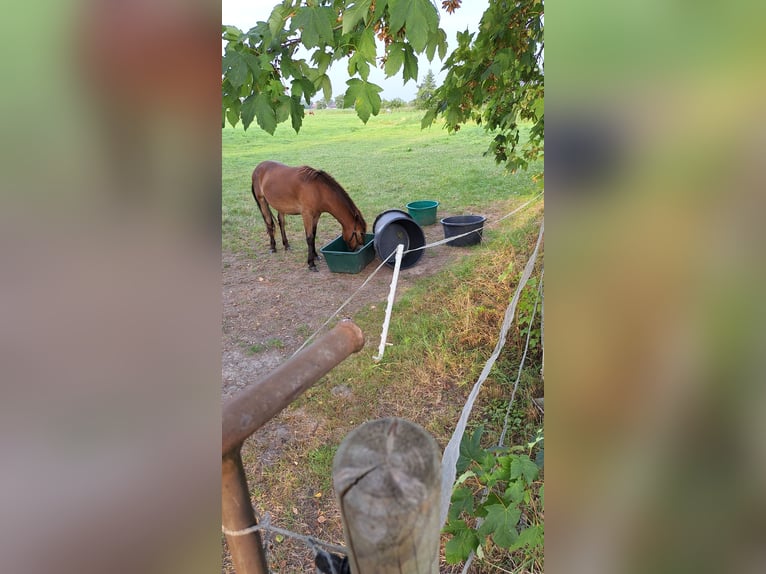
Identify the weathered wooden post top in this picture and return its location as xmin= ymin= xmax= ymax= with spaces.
xmin=333 ymin=417 xmax=442 ymax=574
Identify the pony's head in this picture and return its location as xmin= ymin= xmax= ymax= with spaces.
xmin=344 ymin=211 xmax=367 ymax=251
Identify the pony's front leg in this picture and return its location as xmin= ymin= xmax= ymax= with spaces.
xmin=305 ymin=235 xmax=319 ymax=271
xmin=302 ymin=212 xmax=320 ymax=271
xmin=310 ymin=217 xmax=321 ymax=261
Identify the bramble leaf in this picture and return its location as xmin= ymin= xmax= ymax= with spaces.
xmin=457 ymin=425 xmax=484 ymax=472
xmin=449 ymin=487 xmax=474 ymax=521
xmin=444 ymin=522 xmax=479 ymax=564
xmin=478 ymin=503 xmax=521 ymax=548
xmin=509 ymin=524 xmax=543 ymax=552
xmin=510 ymin=455 xmax=539 ymax=484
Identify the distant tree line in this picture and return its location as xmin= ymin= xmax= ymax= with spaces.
xmin=311 ymin=70 xmax=438 ymax=110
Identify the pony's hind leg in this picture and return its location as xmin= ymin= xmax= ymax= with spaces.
xmin=276 ymin=212 xmax=290 ymax=251
xmin=252 ymin=189 xmax=277 ymax=253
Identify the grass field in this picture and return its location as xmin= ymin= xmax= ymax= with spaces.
xmin=222 ymin=108 xmax=541 ymax=253
xmin=223 ymin=109 xmax=544 ymax=573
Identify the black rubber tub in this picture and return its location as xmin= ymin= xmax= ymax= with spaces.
xmin=373 ymin=209 xmax=426 ymax=268
xmin=440 ymin=215 xmax=486 ymax=246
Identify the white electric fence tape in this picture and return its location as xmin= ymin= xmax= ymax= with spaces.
xmin=438 ymin=218 xmax=544 ymax=527
xmin=373 ymin=243 xmax=404 ymax=361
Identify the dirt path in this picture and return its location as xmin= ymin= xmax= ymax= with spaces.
xmin=222 ymin=213 xmax=480 ymax=398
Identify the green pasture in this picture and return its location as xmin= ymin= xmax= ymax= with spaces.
xmin=222 ymin=108 xmax=541 ymax=254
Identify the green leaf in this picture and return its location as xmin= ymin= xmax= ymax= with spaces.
xmin=509 ymin=524 xmax=543 ymax=552
xmin=444 ymin=522 xmax=479 ymax=564
xmin=384 ymin=43 xmax=405 ymax=77
xmin=241 ymin=52 xmax=261 ymax=78
xmin=342 ymin=0 xmax=372 ymax=35
xmin=320 ymin=74 xmax=332 ymax=102
xmin=240 ymin=94 xmax=257 ymax=130
xmin=449 ymin=487 xmax=475 ymax=521
xmin=389 ymin=0 xmax=438 ymax=52
xmin=267 ymin=5 xmax=285 ymax=38
xmin=425 ymin=28 xmax=448 ymax=61
xmin=355 ymin=26 xmax=377 ymax=62
xmin=344 ymin=79 xmax=382 ymax=123
xmin=421 ymin=108 xmax=436 ymax=128
xmin=253 ymin=93 xmax=277 ymax=134
xmin=289 ymin=96 xmax=304 ymax=133
xmin=504 ymin=479 xmax=525 ymax=505
xmin=478 ymin=504 xmax=521 ymax=548
xmin=222 ymin=25 xmax=242 ymax=42
xmin=291 ymin=6 xmax=334 ymax=48
xmin=454 ymin=469 xmax=476 ymax=486
xmin=457 ymin=426 xmax=484 ymax=473
xmin=225 ymin=98 xmax=241 ymax=128
xmin=223 ymin=50 xmax=249 ymax=89
xmin=276 ymin=95 xmax=291 ymax=123
xmin=402 ymin=44 xmax=418 ymax=83
xmin=347 ymin=52 xmax=370 ymax=81
xmin=388 ymin=0 xmax=408 ymax=35
xmin=312 ymin=49 xmax=332 ymax=74
xmin=510 ymin=455 xmax=539 ymax=484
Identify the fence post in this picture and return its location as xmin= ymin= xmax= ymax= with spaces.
xmin=333 ymin=418 xmax=442 ymax=574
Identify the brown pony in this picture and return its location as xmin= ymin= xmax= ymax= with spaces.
xmin=251 ymin=161 xmax=367 ymax=271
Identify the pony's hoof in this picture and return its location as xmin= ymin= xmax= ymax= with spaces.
xmin=308 ymin=266 xmax=319 ymax=272
xmin=269 ymin=248 xmax=277 ymax=253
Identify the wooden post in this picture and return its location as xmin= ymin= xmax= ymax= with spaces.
xmin=333 ymin=418 xmax=442 ymax=574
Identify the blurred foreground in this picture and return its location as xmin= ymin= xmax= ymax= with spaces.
xmin=0 ymin=1 xmax=765 ymax=573
xmin=1 ymin=1 xmax=221 ymax=573
xmin=546 ymin=1 xmax=766 ymax=572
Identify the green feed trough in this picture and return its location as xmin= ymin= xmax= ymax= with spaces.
xmin=320 ymin=233 xmax=376 ymax=274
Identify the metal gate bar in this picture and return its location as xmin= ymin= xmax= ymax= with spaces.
xmin=222 ymin=319 xmax=365 ymax=574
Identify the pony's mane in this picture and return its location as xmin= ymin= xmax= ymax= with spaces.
xmin=298 ymin=166 xmax=366 ymax=227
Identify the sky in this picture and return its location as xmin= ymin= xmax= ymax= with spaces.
xmin=222 ymin=0 xmax=489 ymax=101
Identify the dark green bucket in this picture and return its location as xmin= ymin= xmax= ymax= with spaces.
xmin=406 ymin=200 xmax=439 ymax=226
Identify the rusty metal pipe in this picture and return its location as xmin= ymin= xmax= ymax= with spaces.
xmin=222 ymin=319 xmax=365 ymax=456
xmin=222 ymin=320 xmax=365 ymax=574
xmin=222 ymin=451 xmax=270 ymax=574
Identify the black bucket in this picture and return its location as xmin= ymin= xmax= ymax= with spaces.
xmin=373 ymin=209 xmax=426 ymax=268
xmin=441 ymin=215 xmax=486 ymax=246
